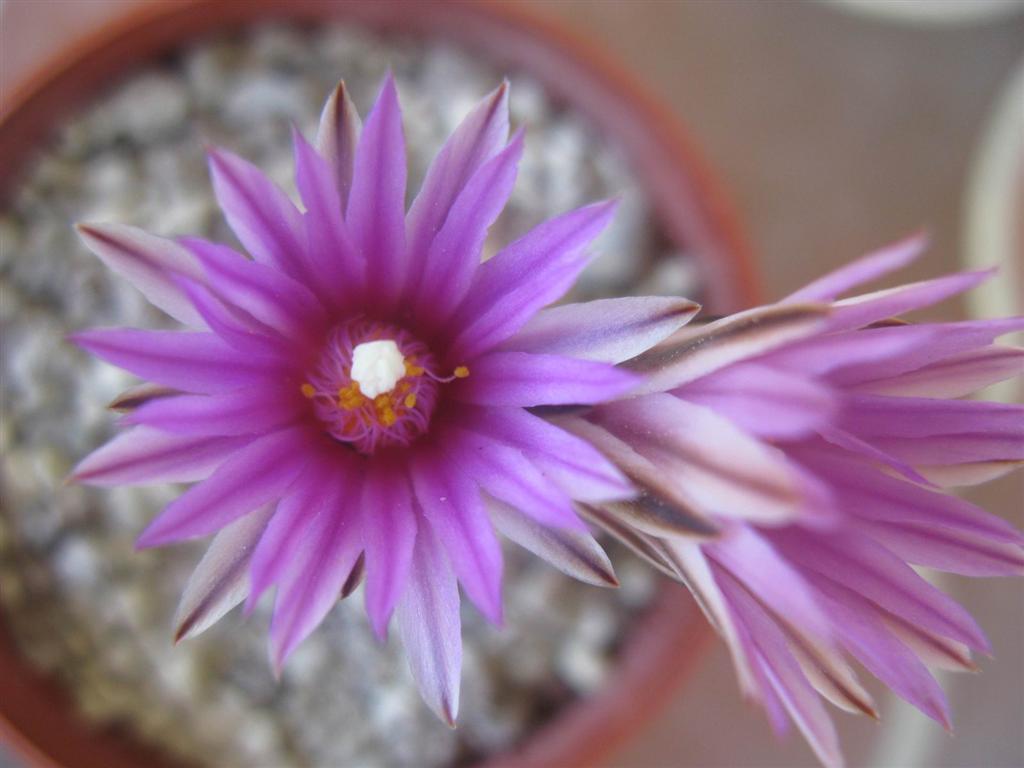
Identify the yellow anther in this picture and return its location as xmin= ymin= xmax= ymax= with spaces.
xmin=404 ymin=393 xmax=417 ymax=409
xmin=380 ymin=409 xmax=397 ymax=427
xmin=454 ymin=365 xmax=470 ymax=379
xmin=301 ymin=383 xmax=316 ymax=398
xmin=374 ymin=394 xmax=391 ymax=407
xmin=404 ymin=358 xmax=425 ymax=377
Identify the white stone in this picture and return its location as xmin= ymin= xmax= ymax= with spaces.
xmin=350 ymin=339 xmax=405 ymax=398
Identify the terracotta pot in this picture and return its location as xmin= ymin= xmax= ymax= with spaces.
xmin=0 ymin=2 xmax=756 ymax=767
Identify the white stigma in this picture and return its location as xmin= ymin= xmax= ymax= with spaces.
xmin=350 ymin=339 xmax=405 ymax=398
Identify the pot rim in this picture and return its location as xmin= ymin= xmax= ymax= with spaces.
xmin=0 ymin=2 xmax=754 ymax=767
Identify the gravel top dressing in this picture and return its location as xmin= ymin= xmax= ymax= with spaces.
xmin=0 ymin=23 xmax=703 ymax=768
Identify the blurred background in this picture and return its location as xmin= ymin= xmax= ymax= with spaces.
xmin=2 ymin=1 xmax=1022 ymax=767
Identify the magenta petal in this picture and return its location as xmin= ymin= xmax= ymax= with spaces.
xmin=315 ymin=80 xmax=361 ymax=210
xmin=207 ymin=148 xmax=307 ymax=279
xmin=412 ymin=130 xmax=524 ymax=322
xmin=453 ymin=351 xmax=639 ymax=407
xmin=504 ymin=296 xmax=700 ymax=364
xmin=269 ymin=466 xmax=362 ymax=671
xmin=449 ymin=200 xmax=617 ymax=360
xmin=123 ymin=387 xmax=305 ymax=436
xmin=411 ymin=451 xmax=504 ymax=624
xmin=72 ymin=328 xmax=284 ymax=394
xmin=70 ymin=427 xmax=246 ymax=486
xmin=174 ymin=277 xmax=289 ymax=357
xmin=818 ymin=425 xmax=934 ymax=486
xmin=182 ymin=237 xmax=324 ymax=338
xmin=137 ymin=427 xmax=310 ymax=547
xmin=362 ymin=462 xmax=417 ymax=640
xmin=856 ymin=520 xmax=1024 ymax=577
xmin=247 ymin=458 xmax=343 ymax=612
xmin=76 ymin=223 xmax=206 ymax=327
xmin=346 ymin=73 xmax=407 ymax=306
xmin=783 ymin=232 xmax=926 ymax=303
xmin=406 ymin=81 xmax=509 ymax=269
xmin=292 ymin=128 xmax=365 ymax=304
xmin=828 ymin=269 xmax=994 ymax=331
xmin=396 ymin=517 xmax=462 ymax=726
xmin=842 ymin=394 xmax=1024 ymax=439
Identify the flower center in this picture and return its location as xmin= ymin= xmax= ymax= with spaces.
xmin=302 ymin=317 xmax=460 ymax=454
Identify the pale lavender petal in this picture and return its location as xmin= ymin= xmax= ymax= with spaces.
xmin=448 ymin=200 xmax=616 ymax=360
xmin=856 ymin=520 xmax=1024 ymax=577
xmin=411 ymin=451 xmax=503 ymax=624
xmin=396 ymin=518 xmax=462 ymax=726
xmin=76 ymin=223 xmax=206 ymax=327
xmin=594 ymin=395 xmax=807 ymax=524
xmin=783 ymin=233 xmax=926 ymax=303
xmin=624 ymin=304 xmax=828 ymax=395
xmin=445 ymin=425 xmax=583 ymax=530
xmin=486 ymin=498 xmax=617 ymax=587
xmin=709 ymin=527 xmax=877 ymax=718
xmin=346 ymin=74 xmax=407 ymax=306
xmin=137 ymin=427 xmax=310 ymax=548
xmin=824 ymin=318 xmax=1024 ymax=387
xmin=292 ymin=128 xmax=365 ymax=304
xmin=719 ymin=570 xmax=844 ymax=768
xmin=182 ymin=237 xmax=324 ymax=338
xmin=174 ymin=277 xmax=290 ymax=358
xmin=795 ymin=447 xmax=1023 ymax=543
xmin=677 ymin=362 xmax=838 ymax=440
xmin=406 ymin=82 xmax=508 ymax=268
xmin=123 ymin=387 xmax=305 ymax=436
xmin=412 ymin=130 xmax=524 ymax=321
xmin=660 ymin=540 xmax=759 ymax=697
xmin=828 ymin=270 xmax=993 ymax=331
xmin=71 ymin=328 xmax=284 ymax=393
xmin=457 ymin=405 xmax=631 ymax=501
xmin=70 ymin=426 xmax=246 ymax=486
xmin=207 ymin=148 xmax=307 ymax=279
xmin=452 ymin=351 xmax=639 ymax=407
xmin=173 ymin=504 xmax=274 ymax=642
xmin=315 ymin=80 xmax=361 ymax=209
xmin=815 ymin=579 xmax=951 ymax=728
xmin=818 ymin=425 xmax=933 ymax=486
xmin=771 ymin=528 xmax=989 ymax=651
xmin=362 ymin=462 xmax=417 ymax=640
xmin=504 ymin=296 xmax=701 ymax=364
xmin=853 ymin=346 xmax=1024 ymax=398
xmin=269 ymin=467 xmax=362 ymax=671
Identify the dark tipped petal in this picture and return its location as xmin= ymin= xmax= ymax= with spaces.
xmin=174 ymin=504 xmax=275 ymax=643
xmin=575 ymin=503 xmax=685 ymax=583
xmin=487 ymin=498 xmax=618 ymax=588
xmin=623 ymin=303 xmax=828 ymax=394
xmin=340 ymin=553 xmax=366 ymax=600
xmin=315 ymin=80 xmax=362 ymax=209
xmin=76 ymin=222 xmax=206 ymax=327
xmin=108 ymin=383 xmax=179 ymax=412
